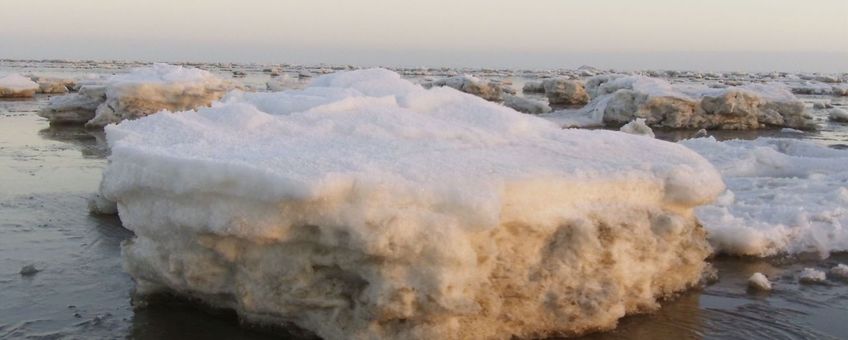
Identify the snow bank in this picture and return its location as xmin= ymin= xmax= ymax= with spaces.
xmin=103 ymin=69 xmax=724 ymax=339
xmin=39 ymin=64 xmax=236 ymax=127
xmin=553 ymin=75 xmax=813 ymax=130
xmin=682 ymin=137 xmax=848 ymax=257
xmin=0 ymin=73 xmax=40 ymax=98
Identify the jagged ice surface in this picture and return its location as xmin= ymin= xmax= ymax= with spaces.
xmin=682 ymin=137 xmax=848 ymax=257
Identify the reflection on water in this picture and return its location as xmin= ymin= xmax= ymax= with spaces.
xmin=1 ymin=76 xmax=848 ymax=339
xmin=39 ymin=124 xmax=108 ymax=159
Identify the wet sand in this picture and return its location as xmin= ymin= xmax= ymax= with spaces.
xmin=1 ymin=92 xmax=847 ymax=339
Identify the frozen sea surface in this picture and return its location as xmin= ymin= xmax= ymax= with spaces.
xmin=1 ymin=61 xmax=848 ymax=339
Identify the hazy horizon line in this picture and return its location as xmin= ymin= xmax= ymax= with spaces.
xmin=3 ymin=49 xmax=847 ymax=74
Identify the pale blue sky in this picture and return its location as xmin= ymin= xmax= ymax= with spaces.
xmin=1 ymin=0 xmax=846 ymax=71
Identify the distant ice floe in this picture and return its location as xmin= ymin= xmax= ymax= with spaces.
xmin=545 ymin=75 xmax=814 ymax=130
xmin=682 ymin=137 xmax=848 ymax=257
xmin=425 ymin=74 xmax=504 ymax=101
xmin=29 ymin=76 xmax=75 ymax=94
xmin=0 ymin=73 xmax=40 ymax=98
xmin=100 ymin=68 xmax=725 ymax=339
xmin=522 ymin=78 xmax=590 ymax=107
xmin=39 ymin=64 xmax=238 ymax=128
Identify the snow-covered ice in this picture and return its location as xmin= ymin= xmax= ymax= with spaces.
xmin=39 ymin=64 xmax=236 ymax=127
xmin=102 ymin=69 xmax=724 ymax=339
xmin=547 ymin=75 xmax=813 ymax=130
xmin=798 ymin=268 xmax=827 ymax=284
xmin=747 ymin=272 xmax=772 ymax=291
xmin=682 ymin=137 xmax=848 ymax=257
xmin=0 ymin=73 xmax=40 ymax=98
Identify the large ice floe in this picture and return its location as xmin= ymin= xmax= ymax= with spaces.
xmin=545 ymin=75 xmax=814 ymax=130
xmin=39 ymin=64 xmax=236 ymax=127
xmin=101 ymin=69 xmax=725 ymax=339
xmin=0 ymin=73 xmax=40 ymax=98
xmin=682 ymin=137 xmax=848 ymax=257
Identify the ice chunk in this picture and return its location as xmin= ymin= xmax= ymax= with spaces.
xmin=521 ymin=81 xmax=544 ymax=94
xmin=830 ymin=264 xmax=848 ymax=281
xmin=30 ymin=76 xmax=75 ymax=94
xmin=798 ymin=268 xmax=827 ymax=284
xmin=38 ymin=64 xmax=237 ymax=128
xmin=541 ymin=78 xmax=589 ymax=106
xmin=102 ymin=68 xmax=724 ymax=339
xmin=829 ymin=108 xmax=848 ymax=123
xmin=502 ymin=94 xmax=551 ymax=114
xmin=747 ymin=272 xmax=772 ymax=291
xmin=20 ymin=264 xmax=40 ymax=276
xmin=682 ymin=137 xmax=848 ymax=256
xmin=38 ymin=87 xmax=105 ymax=124
xmin=0 ymin=73 xmax=40 ymax=98
xmin=619 ymin=118 xmax=655 ymax=138
xmin=564 ymin=75 xmax=814 ymax=130
xmin=87 ymin=64 xmax=237 ymax=127
xmin=426 ymin=74 xmax=503 ymax=101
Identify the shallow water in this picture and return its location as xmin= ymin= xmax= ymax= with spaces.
xmin=2 ymin=63 xmax=848 ymax=339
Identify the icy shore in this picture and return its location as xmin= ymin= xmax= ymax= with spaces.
xmin=39 ymin=64 xmax=236 ymax=127
xmin=102 ymin=69 xmax=724 ymax=339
